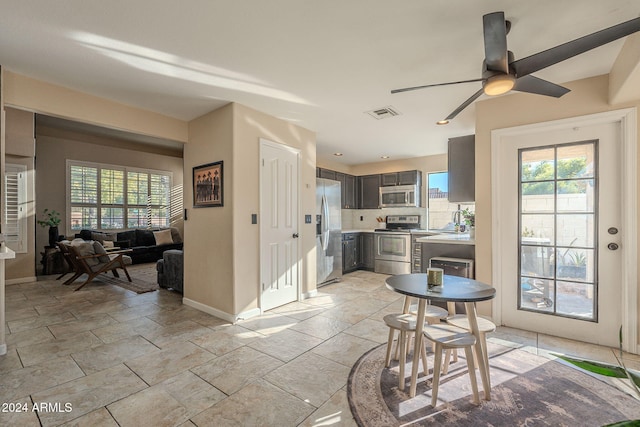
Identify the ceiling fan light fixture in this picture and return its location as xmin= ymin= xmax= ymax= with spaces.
xmin=483 ymin=73 xmax=516 ymax=96
xmin=436 ymin=120 xmax=449 ymax=125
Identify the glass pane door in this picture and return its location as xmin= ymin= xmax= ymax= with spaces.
xmin=519 ymin=142 xmax=597 ymax=321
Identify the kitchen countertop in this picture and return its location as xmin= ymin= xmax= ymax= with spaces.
xmin=341 ymin=229 xmax=376 ymax=234
xmin=416 ymin=233 xmax=475 ymax=245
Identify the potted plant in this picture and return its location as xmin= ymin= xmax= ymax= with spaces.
xmin=462 ymin=208 xmax=475 ymax=237
xmin=37 ymin=209 xmax=62 ymax=247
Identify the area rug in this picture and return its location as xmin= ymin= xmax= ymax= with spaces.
xmin=347 ymin=343 xmax=640 ymax=426
xmin=94 ymin=274 xmax=159 ymax=294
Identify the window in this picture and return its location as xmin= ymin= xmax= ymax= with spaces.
xmin=4 ymin=163 xmax=28 ymax=253
xmin=427 ymin=171 xmax=475 ymax=230
xmin=67 ymin=161 xmax=172 ymax=230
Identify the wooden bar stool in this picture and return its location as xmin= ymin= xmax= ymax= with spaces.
xmin=383 ymin=313 xmax=429 ymax=391
xmin=446 ymin=314 xmax=496 ymax=388
xmin=424 ymin=323 xmax=479 ymax=407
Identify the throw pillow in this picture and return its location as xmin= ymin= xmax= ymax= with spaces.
xmin=103 ymin=240 xmax=115 ymax=248
xmin=169 ymin=227 xmax=182 ymax=244
xmin=91 ymin=232 xmax=105 ymax=244
xmin=153 ymin=229 xmax=173 ymax=246
xmin=73 ymin=241 xmax=100 ymax=266
xmin=92 ymin=241 xmax=111 ymax=264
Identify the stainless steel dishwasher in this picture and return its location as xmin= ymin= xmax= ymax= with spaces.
xmin=429 ymin=257 xmax=475 ymax=314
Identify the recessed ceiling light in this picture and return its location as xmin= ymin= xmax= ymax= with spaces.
xmin=380 ymin=155 xmax=390 ymax=159
xmin=333 ymin=152 xmax=343 ymax=156
xmin=436 ymin=120 xmax=449 ymax=125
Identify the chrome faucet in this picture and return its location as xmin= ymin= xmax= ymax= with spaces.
xmin=452 ymin=209 xmax=463 ymax=226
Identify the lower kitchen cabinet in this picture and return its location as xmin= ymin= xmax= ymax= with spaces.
xmin=342 ymin=232 xmax=375 ymax=274
xmin=342 ymin=233 xmax=359 ymax=274
xmin=360 ymin=233 xmax=375 ymax=271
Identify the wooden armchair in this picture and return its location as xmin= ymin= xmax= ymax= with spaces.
xmin=64 ymin=242 xmax=132 ymax=291
xmin=56 ymin=242 xmax=83 ymax=285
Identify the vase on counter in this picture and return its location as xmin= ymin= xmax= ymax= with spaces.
xmin=469 ymin=226 xmax=475 ymax=239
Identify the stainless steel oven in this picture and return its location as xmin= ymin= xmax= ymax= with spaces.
xmin=374 ymin=232 xmax=411 ymax=274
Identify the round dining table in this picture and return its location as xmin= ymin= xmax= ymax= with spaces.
xmin=385 ymin=273 xmax=496 ymax=399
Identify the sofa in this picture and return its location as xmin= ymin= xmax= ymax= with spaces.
xmin=76 ymin=227 xmax=183 ymax=264
xmin=157 ymin=249 xmax=183 ymax=293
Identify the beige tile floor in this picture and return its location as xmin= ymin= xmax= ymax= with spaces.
xmin=1 ymin=266 xmax=639 ymax=426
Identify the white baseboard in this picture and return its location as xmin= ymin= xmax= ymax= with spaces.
xmin=301 ymin=289 xmax=317 ymax=300
xmin=6 ymin=276 xmax=38 ymax=285
xmin=182 ymin=298 xmax=261 ymax=324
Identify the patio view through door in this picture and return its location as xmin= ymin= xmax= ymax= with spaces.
xmin=494 ymin=117 xmax=629 ymax=348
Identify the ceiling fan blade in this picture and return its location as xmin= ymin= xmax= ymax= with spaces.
xmin=483 ymin=11 xmax=509 ymax=73
xmin=391 ymin=78 xmax=483 ymax=94
xmin=513 ymin=75 xmax=570 ymax=98
xmin=512 ymin=16 xmax=640 ymax=77
xmin=444 ymin=88 xmax=484 ymax=121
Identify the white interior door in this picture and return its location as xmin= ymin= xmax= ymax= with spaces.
xmin=495 ymin=119 xmax=625 ymax=347
xmin=260 ymin=139 xmax=300 ymax=311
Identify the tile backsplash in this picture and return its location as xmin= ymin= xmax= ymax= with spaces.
xmin=342 ymin=207 xmax=428 ymax=230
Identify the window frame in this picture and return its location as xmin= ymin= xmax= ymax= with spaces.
xmin=66 ymin=160 xmax=172 ymax=231
xmin=4 ymin=163 xmax=28 ymax=253
xmin=426 ymin=170 xmax=475 ymax=231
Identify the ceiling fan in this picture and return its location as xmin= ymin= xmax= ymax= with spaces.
xmin=391 ymin=12 xmax=640 ymax=124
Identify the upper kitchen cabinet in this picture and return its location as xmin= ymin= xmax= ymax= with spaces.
xmin=447 ymin=135 xmax=475 ymax=203
xmin=358 ymin=174 xmax=381 ymax=209
xmin=318 ymin=168 xmax=337 ymax=180
xmin=336 ymin=172 xmax=357 ymax=209
xmin=381 ymin=170 xmax=421 ymax=186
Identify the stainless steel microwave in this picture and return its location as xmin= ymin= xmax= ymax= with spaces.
xmin=379 ymin=185 xmax=419 ymax=207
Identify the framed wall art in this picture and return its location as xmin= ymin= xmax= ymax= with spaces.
xmin=193 ymin=161 xmax=223 ymax=207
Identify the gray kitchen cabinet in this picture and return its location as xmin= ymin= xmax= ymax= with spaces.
xmin=381 ymin=173 xmax=399 ymax=186
xmin=358 ymin=174 xmax=381 ymax=209
xmin=381 ymin=170 xmax=421 ymax=186
xmin=336 ymin=172 xmax=357 ymax=209
xmin=398 ymin=170 xmax=421 ymax=185
xmin=342 ymin=233 xmax=359 ymax=273
xmin=360 ymin=232 xmax=375 ymax=270
xmin=447 ymin=135 xmax=475 ymax=202
xmin=319 ymin=168 xmax=337 ymax=180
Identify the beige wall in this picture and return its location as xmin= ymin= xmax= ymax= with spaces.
xmin=183 ymin=102 xmax=316 ymax=319
xmin=4 ymin=71 xmax=188 ymax=143
xmin=35 ymin=128 xmax=185 ymax=269
xmin=183 ymin=104 xmax=235 ymax=314
xmin=475 ymin=74 xmax=640 ymax=328
xmin=232 ymin=103 xmax=316 ymax=315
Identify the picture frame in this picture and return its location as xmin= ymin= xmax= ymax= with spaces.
xmin=193 ymin=161 xmax=223 ymax=207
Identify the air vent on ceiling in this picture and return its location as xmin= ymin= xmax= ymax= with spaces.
xmin=366 ymin=106 xmax=401 ymax=120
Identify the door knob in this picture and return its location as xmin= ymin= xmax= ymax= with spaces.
xmin=607 ymin=242 xmax=619 ymax=251
xmin=292 ymin=233 xmax=299 ymax=238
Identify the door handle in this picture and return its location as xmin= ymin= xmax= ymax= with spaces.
xmin=292 ymin=233 xmax=299 ymax=238
xmin=607 ymin=242 xmax=619 ymax=251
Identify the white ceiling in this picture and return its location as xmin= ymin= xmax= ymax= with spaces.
xmin=0 ymin=1 xmax=638 ymax=165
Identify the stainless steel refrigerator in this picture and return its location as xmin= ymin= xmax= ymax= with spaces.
xmin=316 ymin=178 xmax=342 ymax=286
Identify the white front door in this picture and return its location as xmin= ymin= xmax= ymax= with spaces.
xmin=493 ymin=113 xmax=634 ymax=348
xmin=260 ymin=139 xmax=300 ymax=311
